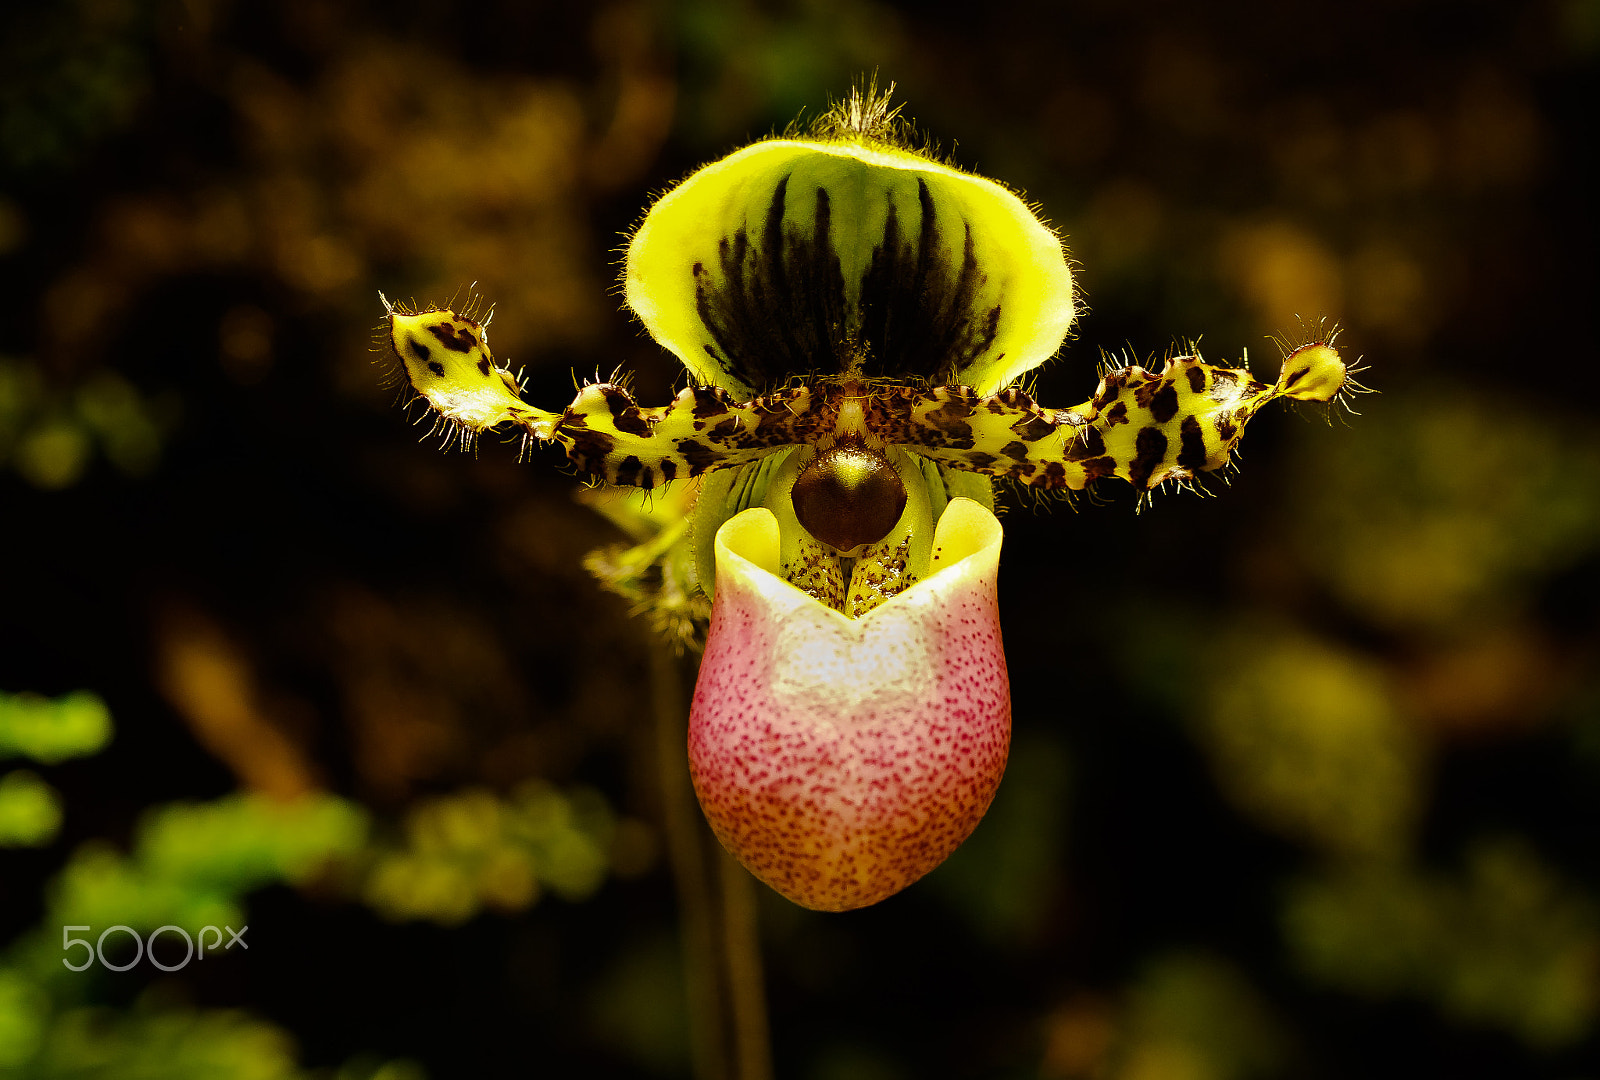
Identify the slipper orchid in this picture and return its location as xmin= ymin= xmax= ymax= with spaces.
xmin=380 ymin=87 xmax=1359 ymax=910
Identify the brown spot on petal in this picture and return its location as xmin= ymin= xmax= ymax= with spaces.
xmin=1128 ymin=426 xmax=1168 ymax=489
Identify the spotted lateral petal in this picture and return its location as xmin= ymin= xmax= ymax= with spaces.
xmin=862 ymin=350 xmax=1319 ymax=491
xmin=554 ymin=383 xmax=830 ymax=488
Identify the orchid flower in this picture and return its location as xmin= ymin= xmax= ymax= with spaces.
xmin=380 ymin=88 xmax=1358 ymax=911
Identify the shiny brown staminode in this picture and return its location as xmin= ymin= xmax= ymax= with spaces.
xmin=792 ymin=442 xmax=907 ymax=554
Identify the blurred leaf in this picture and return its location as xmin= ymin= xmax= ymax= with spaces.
xmin=360 ymin=782 xmax=618 ymax=925
xmin=0 ymin=690 xmax=113 ymax=765
xmin=0 ymin=967 xmax=49 ymax=1068
xmin=585 ymin=933 xmax=690 ymax=1075
xmin=75 ymin=371 xmax=165 ymax=475
xmin=135 ymin=794 xmax=369 ymax=893
xmin=1290 ymin=392 xmax=1600 ymax=635
xmin=42 ymin=794 xmax=368 ymax=944
xmin=1105 ymin=953 xmax=1289 ymax=1080
xmin=14 ymin=418 xmax=92 ymax=489
xmin=32 ymin=1005 xmax=302 ymax=1080
xmin=1283 ymin=838 xmax=1600 ymax=1047
xmin=925 ymin=732 xmax=1069 ymax=944
xmin=0 ymin=770 xmax=64 ymax=848
xmin=47 ymin=841 xmax=242 ymax=943
xmin=0 ymin=0 xmax=150 ymax=173
xmin=1197 ymin=624 xmax=1421 ymax=859
xmin=0 ymin=360 xmax=171 ymax=489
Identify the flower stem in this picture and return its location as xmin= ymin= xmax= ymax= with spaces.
xmin=650 ymin=643 xmax=773 ymax=1080
xmin=720 ymin=844 xmax=773 ymax=1080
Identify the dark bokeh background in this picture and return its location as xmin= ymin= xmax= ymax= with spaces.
xmin=3 ymin=1 xmax=1598 ymax=1078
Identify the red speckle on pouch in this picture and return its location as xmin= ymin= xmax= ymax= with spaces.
xmin=688 ymin=555 xmax=1010 ymax=911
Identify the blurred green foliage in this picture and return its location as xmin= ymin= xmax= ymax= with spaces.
xmin=0 ymin=773 xmax=380 ymax=1074
xmin=0 ymin=362 xmax=170 ymax=489
xmin=1285 ymin=839 xmax=1600 ymax=1048
xmin=1106 ymin=953 xmax=1288 ymax=1080
xmin=0 ymin=691 xmax=112 ymax=764
xmin=1290 ymin=393 xmax=1600 ymax=635
xmin=17 ymin=1004 xmax=304 ymax=1080
xmin=361 ymin=782 xmax=616 ymax=925
xmin=2 ymin=697 xmax=411 ymax=1079
xmin=5 ymin=997 xmax=431 ymax=1080
xmin=587 ymin=933 xmax=692 ymax=1075
xmin=925 ymin=732 xmax=1070 ymax=945
xmin=0 ymin=0 xmax=149 ymax=174
xmin=0 ymin=686 xmax=630 ymax=1077
xmin=1198 ymin=624 xmax=1421 ymax=860
xmin=44 ymin=794 xmax=369 ymax=936
xmin=673 ymin=0 xmax=906 ymax=142
xmin=0 ymin=772 xmax=63 ymax=850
